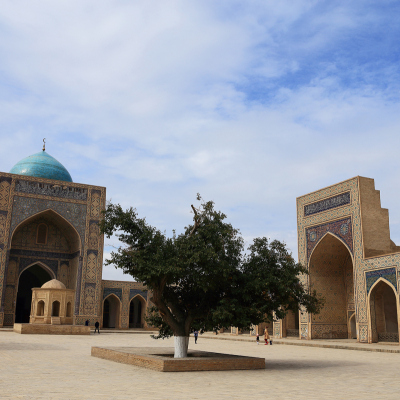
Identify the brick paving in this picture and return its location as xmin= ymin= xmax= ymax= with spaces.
xmin=0 ymin=331 xmax=399 ymax=399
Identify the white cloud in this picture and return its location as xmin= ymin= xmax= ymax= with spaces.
xmin=1 ymin=0 xmax=400 ymax=269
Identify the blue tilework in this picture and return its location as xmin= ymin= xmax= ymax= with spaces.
xmin=103 ymin=287 xmax=122 ymax=301
xmin=129 ymin=289 xmax=147 ymax=301
xmin=10 ymin=151 xmax=73 ymax=182
xmin=366 ymin=268 xmax=397 ymax=294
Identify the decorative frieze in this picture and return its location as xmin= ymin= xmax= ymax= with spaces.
xmin=15 ymin=180 xmax=87 ymax=201
xmin=304 ymin=192 xmax=350 ymax=216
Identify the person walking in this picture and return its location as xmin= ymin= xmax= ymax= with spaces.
xmin=194 ymin=330 xmax=199 ymax=344
xmin=256 ymin=333 xmax=260 ymax=344
xmin=94 ymin=321 xmax=100 ymax=334
xmin=264 ymin=327 xmax=270 ymax=345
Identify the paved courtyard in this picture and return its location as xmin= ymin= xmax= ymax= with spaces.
xmin=0 ymin=331 xmax=399 ymax=399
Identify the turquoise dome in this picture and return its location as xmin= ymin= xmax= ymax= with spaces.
xmin=10 ymin=151 xmax=73 ymax=182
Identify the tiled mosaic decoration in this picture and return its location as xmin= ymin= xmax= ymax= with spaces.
xmin=366 ymin=268 xmax=397 ymax=294
xmin=304 ymin=192 xmax=351 ymax=216
xmin=306 ymin=217 xmax=353 ymax=262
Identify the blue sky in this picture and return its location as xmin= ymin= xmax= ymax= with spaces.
xmin=1 ymin=0 xmax=400 ymax=281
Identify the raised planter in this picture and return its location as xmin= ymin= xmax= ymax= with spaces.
xmin=14 ymin=323 xmax=90 ymax=335
xmin=91 ymin=346 xmax=265 ymax=372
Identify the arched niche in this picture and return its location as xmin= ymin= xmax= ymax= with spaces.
xmin=129 ymin=295 xmax=146 ymax=328
xmin=309 ymin=232 xmax=355 ymax=339
xmin=103 ymin=294 xmax=121 ymax=329
xmin=6 ymin=209 xmax=82 ymax=324
xmin=368 ymin=279 xmax=399 ymax=343
xmin=52 ymin=301 xmax=60 ymax=317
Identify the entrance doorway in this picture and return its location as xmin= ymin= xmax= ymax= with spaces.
xmin=129 ymin=296 xmax=145 ymax=328
xmin=15 ymin=264 xmax=52 ymax=323
xmin=102 ymin=295 xmax=120 ymax=328
xmin=285 ymin=310 xmax=300 ymax=337
xmin=369 ymin=280 xmax=399 ymax=343
xmin=309 ymin=233 xmax=354 ymax=339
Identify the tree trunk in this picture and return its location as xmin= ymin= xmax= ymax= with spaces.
xmin=174 ymin=336 xmax=189 ymax=358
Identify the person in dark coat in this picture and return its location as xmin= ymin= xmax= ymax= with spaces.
xmin=94 ymin=321 xmax=100 ymax=334
xmin=85 ymin=320 xmax=89 ymax=326
xmin=194 ymin=330 xmax=199 ymax=344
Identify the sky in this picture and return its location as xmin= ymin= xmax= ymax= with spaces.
xmin=1 ymin=0 xmax=400 ymax=281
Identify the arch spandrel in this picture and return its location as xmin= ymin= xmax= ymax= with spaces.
xmin=308 ymin=231 xmax=354 ymax=267
xmin=306 ymin=218 xmax=353 ymax=263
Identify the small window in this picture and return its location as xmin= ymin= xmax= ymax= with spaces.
xmin=36 ymin=223 xmax=48 ymax=245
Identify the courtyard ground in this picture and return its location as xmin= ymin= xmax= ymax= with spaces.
xmin=0 ymin=330 xmax=399 ymax=399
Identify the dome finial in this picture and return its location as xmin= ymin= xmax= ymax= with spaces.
xmin=42 ymin=138 xmax=46 ymax=151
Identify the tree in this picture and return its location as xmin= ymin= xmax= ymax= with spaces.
xmin=100 ymin=195 xmax=322 ymax=358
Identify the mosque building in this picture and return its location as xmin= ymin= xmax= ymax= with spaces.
xmin=0 ymin=144 xmax=149 ymax=329
xmin=1 ymin=144 xmax=399 ymax=344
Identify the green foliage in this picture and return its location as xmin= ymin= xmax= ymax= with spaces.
xmin=100 ymin=196 xmax=322 ymax=339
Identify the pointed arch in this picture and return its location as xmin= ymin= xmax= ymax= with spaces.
xmin=309 ymin=231 xmax=353 ymax=264
xmin=102 ymin=294 xmax=121 ymax=329
xmin=308 ymin=232 xmax=355 ymax=339
xmin=368 ymin=276 xmax=397 ymax=297
xmin=368 ymin=278 xmax=399 ymax=343
xmin=15 ymin=263 xmax=53 ymax=323
xmin=18 ymin=261 xmax=56 ymax=280
xmin=129 ymin=294 xmax=146 ymax=328
xmin=10 ymin=208 xmax=82 ymax=254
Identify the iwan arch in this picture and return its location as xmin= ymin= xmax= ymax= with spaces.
xmin=288 ymin=176 xmax=400 ymax=344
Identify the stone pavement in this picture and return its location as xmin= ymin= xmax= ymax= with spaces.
xmin=0 ymin=330 xmax=399 ymax=399
xmin=200 ymin=332 xmax=400 ymax=353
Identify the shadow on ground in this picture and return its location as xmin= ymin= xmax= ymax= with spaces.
xmin=264 ymin=358 xmax=361 ymax=371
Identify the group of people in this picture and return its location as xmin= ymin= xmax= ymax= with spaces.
xmin=85 ymin=320 xmax=100 ymax=333
xmin=256 ymin=327 xmax=272 ymax=345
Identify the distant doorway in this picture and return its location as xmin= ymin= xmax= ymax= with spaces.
xmin=15 ymin=264 xmax=52 ymax=323
xmin=102 ymin=295 xmax=120 ymax=328
xmin=369 ymin=280 xmax=399 ymax=343
xmin=129 ymin=296 xmax=145 ymax=328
